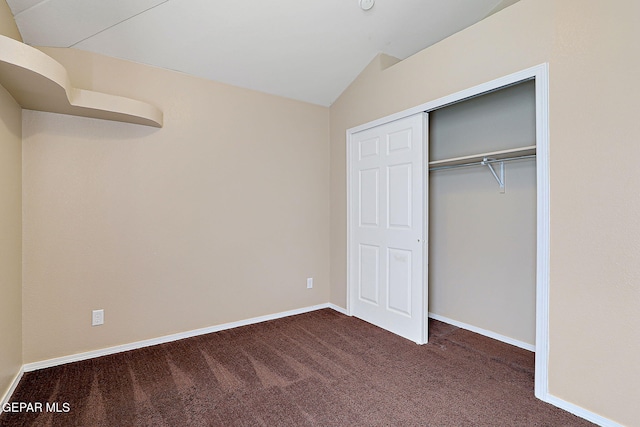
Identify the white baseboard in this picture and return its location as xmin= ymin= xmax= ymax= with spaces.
xmin=24 ymin=303 xmax=334 ymax=372
xmin=542 ymin=394 xmax=623 ymax=427
xmin=428 ymin=312 xmax=535 ymax=352
xmin=0 ymin=366 xmax=24 ymax=412
xmin=328 ymin=303 xmax=348 ymax=315
xmin=8 ymin=305 xmax=621 ymax=427
xmin=429 ymin=313 xmax=623 ymax=426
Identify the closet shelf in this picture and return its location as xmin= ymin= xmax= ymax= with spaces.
xmin=0 ymin=35 xmax=163 ymax=128
xmin=428 ymin=145 xmax=536 ymax=168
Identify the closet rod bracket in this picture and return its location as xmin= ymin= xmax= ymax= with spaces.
xmin=481 ymin=157 xmax=505 ymax=193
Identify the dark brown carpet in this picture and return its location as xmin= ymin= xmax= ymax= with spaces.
xmin=1 ymin=309 xmax=593 ymax=426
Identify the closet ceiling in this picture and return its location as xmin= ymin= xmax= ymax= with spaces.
xmin=7 ymin=0 xmax=519 ymax=106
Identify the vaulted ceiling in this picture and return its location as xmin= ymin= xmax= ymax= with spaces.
xmin=7 ymin=0 xmax=519 ymax=106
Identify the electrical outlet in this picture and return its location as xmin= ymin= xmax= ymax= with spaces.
xmin=92 ymin=309 xmax=104 ymax=326
xmin=307 ymin=278 xmax=313 ymax=289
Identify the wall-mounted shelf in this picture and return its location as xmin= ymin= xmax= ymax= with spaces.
xmin=0 ymin=35 xmax=163 ymax=128
xmin=428 ymin=145 xmax=536 ymax=168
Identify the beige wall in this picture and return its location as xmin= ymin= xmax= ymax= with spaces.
xmin=0 ymin=0 xmax=22 ymax=403
xmin=0 ymin=0 xmax=20 ymax=42
xmin=429 ymin=81 xmax=536 ymax=346
xmin=5 ymin=0 xmax=639 ymax=424
xmin=329 ymin=0 xmax=640 ymax=424
xmin=22 ymin=48 xmax=330 ymax=363
xmin=0 ymin=80 xmax=22 ymax=404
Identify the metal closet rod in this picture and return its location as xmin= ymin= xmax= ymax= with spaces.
xmin=428 ymin=154 xmax=536 ymax=172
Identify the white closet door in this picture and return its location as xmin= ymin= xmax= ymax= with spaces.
xmin=349 ymin=113 xmax=428 ymax=344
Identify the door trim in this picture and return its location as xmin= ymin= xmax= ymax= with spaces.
xmin=346 ymin=63 xmax=550 ymax=400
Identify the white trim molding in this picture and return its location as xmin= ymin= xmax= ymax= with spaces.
xmin=0 ymin=367 xmax=24 ymax=412
xmin=5 ymin=301 xmax=621 ymax=426
xmin=533 ymin=62 xmax=551 ymax=401
xmin=23 ymin=304 xmax=333 ymax=372
xmin=428 ymin=312 xmax=535 ymax=352
xmin=328 ymin=303 xmax=349 ymax=315
xmin=543 ymin=395 xmax=624 ymax=427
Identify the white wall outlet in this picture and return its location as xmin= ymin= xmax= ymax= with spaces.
xmin=307 ymin=277 xmax=313 ymax=289
xmin=92 ymin=309 xmax=104 ymax=326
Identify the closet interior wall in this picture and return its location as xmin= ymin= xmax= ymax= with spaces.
xmin=428 ymin=80 xmax=537 ymax=346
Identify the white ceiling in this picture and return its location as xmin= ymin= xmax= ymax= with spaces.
xmin=7 ymin=0 xmax=518 ymax=106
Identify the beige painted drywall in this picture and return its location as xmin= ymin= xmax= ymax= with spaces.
xmin=329 ymin=0 xmax=553 ymax=309
xmin=22 ymin=48 xmax=330 ymax=364
xmin=486 ymin=0 xmax=521 ymax=18
xmin=429 ymin=81 xmax=536 ymax=346
xmin=0 ymin=70 xmax=22 ymax=402
xmin=0 ymin=0 xmax=20 ymax=42
xmin=0 ymin=85 xmax=22 ymax=402
xmin=329 ymin=0 xmax=640 ymax=425
xmin=0 ymin=34 xmax=163 ymax=127
xmin=0 ymin=0 xmax=22 ymax=403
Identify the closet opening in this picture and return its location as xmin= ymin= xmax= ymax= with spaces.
xmin=346 ymin=64 xmax=550 ymax=399
xmin=427 ymin=79 xmax=537 ymax=352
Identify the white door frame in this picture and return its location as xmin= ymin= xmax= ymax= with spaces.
xmin=346 ymin=63 xmax=550 ymax=400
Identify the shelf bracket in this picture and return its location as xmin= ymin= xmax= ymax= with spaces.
xmin=481 ymin=157 xmax=505 ymax=193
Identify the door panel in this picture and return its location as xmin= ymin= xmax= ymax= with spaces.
xmin=388 ymin=128 xmax=412 ymax=153
xmin=359 ymin=244 xmax=380 ymax=305
xmin=359 ymin=168 xmax=379 ymax=227
xmin=349 ymin=113 xmax=428 ymax=344
xmin=387 ymin=247 xmax=412 ymax=315
xmin=388 ymin=163 xmax=412 ymax=229
xmin=359 ymin=137 xmax=380 ymax=159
